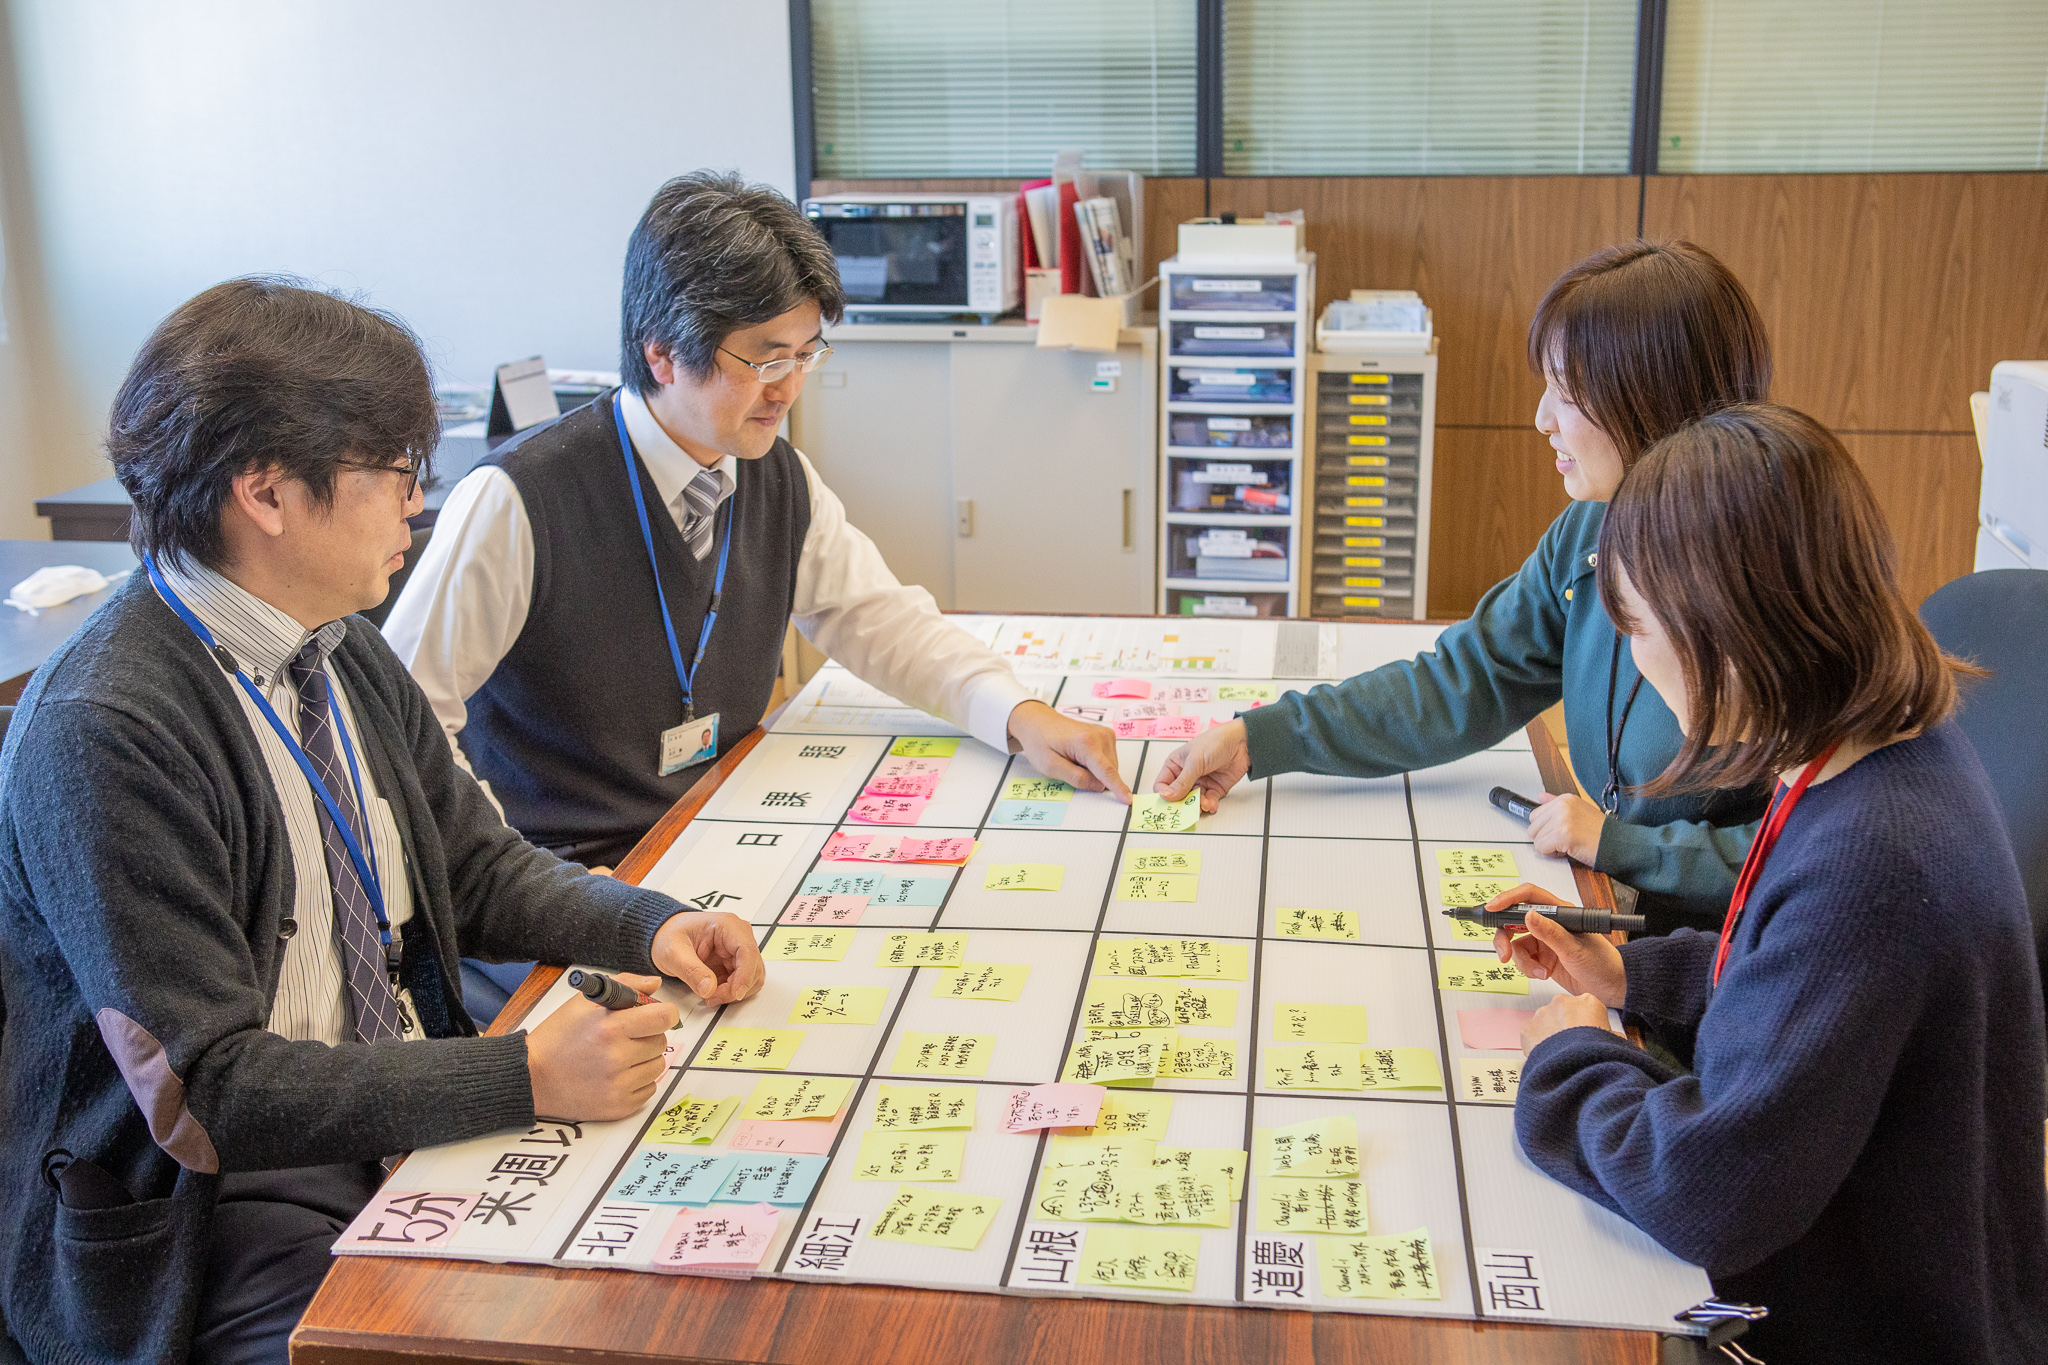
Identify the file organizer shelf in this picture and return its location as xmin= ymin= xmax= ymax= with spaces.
xmin=1306 ymin=348 xmax=1438 ymax=621
xmin=1156 ymin=255 xmax=1316 ymax=619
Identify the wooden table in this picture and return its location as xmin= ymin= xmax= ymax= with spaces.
xmin=0 ymin=540 xmax=139 ymax=703
xmin=293 ymin=716 xmax=1660 ymax=1365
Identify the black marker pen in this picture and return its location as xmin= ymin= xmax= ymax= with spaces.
xmin=1442 ymin=905 xmax=1645 ymax=935
xmin=566 ymin=969 xmax=649 ymax=1010
xmin=1489 ymin=786 xmax=1541 ymax=820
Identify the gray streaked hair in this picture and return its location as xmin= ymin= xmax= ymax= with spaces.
xmin=619 ymin=171 xmax=846 ymax=393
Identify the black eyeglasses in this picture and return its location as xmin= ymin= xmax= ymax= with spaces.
xmin=348 ymin=458 xmax=423 ymax=500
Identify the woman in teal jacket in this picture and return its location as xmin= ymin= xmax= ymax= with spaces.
xmin=1157 ymin=241 xmax=1773 ymax=931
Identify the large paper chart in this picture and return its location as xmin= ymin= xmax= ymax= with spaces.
xmin=337 ymin=617 xmax=1709 ymax=1333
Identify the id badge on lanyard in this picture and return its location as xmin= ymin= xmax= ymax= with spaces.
xmin=615 ymin=392 xmax=732 ymax=777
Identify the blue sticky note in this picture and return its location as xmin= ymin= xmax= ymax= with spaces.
xmin=609 ymin=1149 xmax=736 ymax=1205
xmin=715 ymin=1154 xmax=828 ymax=1207
xmin=987 ymin=800 xmax=1069 ymax=828
xmin=798 ymin=872 xmax=951 ymax=906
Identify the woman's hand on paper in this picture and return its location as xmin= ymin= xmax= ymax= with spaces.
xmin=1528 ymin=791 xmax=1606 ymax=866
xmin=1489 ymin=883 xmax=1627 ymax=1007
xmin=1152 ymin=718 xmax=1250 ymax=814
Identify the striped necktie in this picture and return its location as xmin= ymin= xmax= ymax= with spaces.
xmin=681 ymin=466 xmax=723 ymax=560
xmin=288 ymin=642 xmax=405 ymax=1043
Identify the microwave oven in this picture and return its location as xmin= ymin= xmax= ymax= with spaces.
xmin=802 ymin=193 xmax=1020 ymax=321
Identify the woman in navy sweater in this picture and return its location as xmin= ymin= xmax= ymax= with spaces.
xmin=1498 ymin=403 xmax=2048 ymax=1362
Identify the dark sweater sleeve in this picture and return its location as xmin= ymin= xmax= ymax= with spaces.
xmin=17 ymin=697 xmax=534 ymax=1169
xmin=1241 ymin=512 xmax=1572 ymax=779
xmin=1514 ymin=891 xmax=1927 ymax=1275
xmin=1616 ymin=928 xmax=1718 ymax=1057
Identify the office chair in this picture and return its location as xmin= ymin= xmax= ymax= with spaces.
xmin=1920 ymin=569 xmax=2048 ymax=1005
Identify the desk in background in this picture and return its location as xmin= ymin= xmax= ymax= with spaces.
xmin=0 ymin=540 xmax=139 ymax=703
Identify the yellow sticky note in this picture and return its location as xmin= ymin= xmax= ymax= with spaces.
xmin=850 ymin=1128 xmax=967 ymax=1181
xmin=877 ymin=932 xmax=969 ymax=967
xmin=1003 ymin=776 xmax=1074 ymax=802
xmin=1216 ymin=682 xmax=1278 ymax=702
xmin=1076 ymin=1094 xmax=1174 ymax=1140
xmin=1122 ymin=847 xmax=1201 ymax=874
xmin=1436 ymin=848 xmax=1519 ymax=879
xmin=1156 ymin=1145 xmax=1247 ymax=1201
xmin=1157 ymin=1037 xmax=1238 ymax=1080
xmin=983 ymin=863 xmax=1064 ymax=891
xmin=1174 ymin=939 xmax=1237 ymax=979
xmin=1061 ymin=1034 xmax=1165 ymax=1083
xmin=931 ymin=963 xmax=1031 ymax=1001
xmin=788 ymin=985 xmax=888 ymax=1024
xmin=1079 ymin=1227 xmax=1200 ymax=1292
xmin=1438 ymin=956 xmax=1530 ymax=995
xmin=890 ymin=736 xmax=961 ymax=758
xmin=1446 ymin=917 xmax=1493 ymax=941
xmin=1122 ymin=1155 xmax=1234 ymax=1226
xmin=1093 ymin=939 xmax=1180 ymax=977
xmin=1441 ymin=877 xmax=1521 ymax=909
xmin=1116 ymin=872 xmax=1199 ymax=902
xmin=1210 ymin=942 xmax=1250 ymax=981
xmin=893 ymin=1031 xmax=994 ymax=1076
xmin=1259 ymin=1178 xmax=1370 ymax=1235
xmin=1274 ymin=1002 xmax=1369 ymax=1044
xmin=1359 ymin=1046 xmax=1444 ymax=1091
xmin=1317 ymin=1229 xmax=1443 ymax=1299
xmin=645 ymin=1093 xmax=739 ymax=1145
xmin=772 ymin=929 xmax=854 ymax=962
xmin=740 ymin=1073 xmax=854 ymax=1121
xmin=1276 ymin=907 xmax=1360 ymax=941
xmin=1080 ymin=980 xmax=1175 ymax=1028
xmin=1263 ymin=1044 xmax=1361 ymax=1091
xmin=1459 ymin=1056 xmax=1523 ymax=1103
xmin=1172 ymin=984 xmax=1238 ymax=1027
xmin=1265 ymin=1114 xmax=1360 ymax=1178
xmin=1033 ymin=1160 xmax=1140 ymax=1222
xmin=697 ymin=1028 xmax=804 ymax=1070
xmin=870 ymin=1084 xmax=976 ymax=1131
xmin=1044 ymin=1133 xmax=1157 ymax=1171
xmin=1129 ymin=792 xmax=1200 ymax=833
xmin=869 ymin=1186 xmax=1002 ymax=1250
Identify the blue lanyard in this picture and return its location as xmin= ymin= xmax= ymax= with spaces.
xmin=613 ymin=391 xmax=734 ymax=718
xmin=145 ymin=556 xmax=391 ymax=946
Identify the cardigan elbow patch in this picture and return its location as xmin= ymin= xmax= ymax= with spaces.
xmin=94 ymin=1007 xmax=221 ymax=1173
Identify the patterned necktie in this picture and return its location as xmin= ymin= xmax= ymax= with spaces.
xmin=681 ymin=467 xmax=723 ymax=560
xmin=288 ymin=641 xmax=405 ymax=1043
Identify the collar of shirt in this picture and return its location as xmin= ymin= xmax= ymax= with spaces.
xmin=619 ymin=385 xmax=737 ymax=519
xmin=156 ymin=559 xmax=347 ymax=689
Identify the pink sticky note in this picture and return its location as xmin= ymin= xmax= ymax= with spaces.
xmin=820 ymin=832 xmax=876 ymax=862
xmin=1150 ymin=716 xmax=1203 ymax=739
xmin=848 ymin=794 xmax=927 ymax=825
xmin=866 ymin=772 xmax=942 ymax=798
xmin=1458 ymin=1008 xmax=1538 ymax=1051
xmin=781 ymin=894 xmax=869 ymax=926
xmin=728 ymin=1120 xmax=840 ymax=1155
xmin=651 ymin=1203 xmax=779 ymax=1276
xmin=333 ymin=1190 xmax=480 ymax=1251
xmin=1113 ymin=717 xmax=1156 ymax=739
xmin=1003 ymin=1083 xmax=1107 ymax=1134
xmin=896 ymin=836 xmax=975 ymax=864
xmin=1094 ymin=678 xmax=1153 ymax=699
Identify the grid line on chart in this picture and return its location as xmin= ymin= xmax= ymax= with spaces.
xmin=1230 ymin=775 xmax=1277 ymax=1303
xmin=1405 ymin=770 xmax=1489 ymax=1319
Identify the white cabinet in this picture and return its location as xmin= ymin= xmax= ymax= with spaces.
xmin=790 ymin=322 xmax=1158 ymax=614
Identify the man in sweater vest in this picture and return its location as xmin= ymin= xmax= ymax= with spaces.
xmin=385 ymin=172 xmax=1125 ymax=1013
xmin=0 ymin=278 xmax=766 ymax=1365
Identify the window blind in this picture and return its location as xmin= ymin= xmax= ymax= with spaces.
xmin=810 ymin=0 xmax=1198 ymax=178
xmin=1220 ymin=0 xmax=1638 ymax=176
xmin=1660 ymin=0 xmax=2048 ymax=172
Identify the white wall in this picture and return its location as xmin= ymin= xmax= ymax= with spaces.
xmin=0 ymin=0 xmax=794 ymax=530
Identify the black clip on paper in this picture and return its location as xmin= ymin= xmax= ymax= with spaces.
xmin=1672 ymin=1299 xmax=1769 ymax=1363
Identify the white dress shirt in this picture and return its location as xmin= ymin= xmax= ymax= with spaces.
xmin=383 ymin=387 xmax=1035 ymax=793
xmin=154 ymin=561 xmax=419 ymax=1046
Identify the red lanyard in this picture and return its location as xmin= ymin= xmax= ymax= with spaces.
xmin=1712 ymin=741 xmax=1841 ymax=987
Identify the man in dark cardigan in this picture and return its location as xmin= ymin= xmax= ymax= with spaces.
xmin=0 ymin=278 xmax=766 ymax=1365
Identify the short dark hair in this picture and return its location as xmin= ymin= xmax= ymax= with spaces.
xmin=108 ymin=276 xmax=438 ymax=573
xmin=620 ymin=171 xmax=846 ymax=393
xmin=1598 ymin=403 xmax=1969 ymax=795
xmin=1528 ymin=240 xmax=1772 ymax=465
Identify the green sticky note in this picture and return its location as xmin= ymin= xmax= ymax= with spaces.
xmin=1274 ymin=1002 xmax=1368 ymax=1044
xmin=646 ymin=1093 xmax=739 ymax=1145
xmin=1117 ymin=872 xmax=1199 ymax=901
xmin=1122 ymin=847 xmax=1201 ymax=874
xmin=1437 ymin=956 xmax=1530 ymax=995
xmin=869 ymin=1186 xmax=1002 ymax=1249
xmin=1215 ymin=682 xmax=1278 ymax=703
xmin=1003 ymin=776 xmax=1074 ymax=802
xmin=1079 ymin=1227 xmax=1201 ymax=1291
xmin=983 ymin=863 xmax=1064 ymax=891
xmin=1130 ymin=792 xmax=1200 ymax=833
xmin=890 ymin=736 xmax=961 ymax=758
xmin=1317 ymin=1228 xmax=1443 ymax=1298
xmin=1436 ymin=848 xmax=1519 ymax=879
